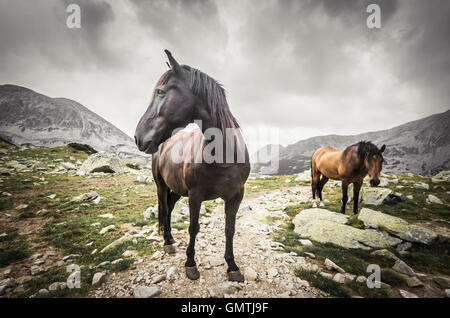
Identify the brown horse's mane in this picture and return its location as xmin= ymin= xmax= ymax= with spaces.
xmin=157 ymin=66 xmax=240 ymax=132
xmin=344 ymin=141 xmax=381 ymax=161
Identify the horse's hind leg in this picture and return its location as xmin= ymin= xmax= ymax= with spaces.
xmin=311 ymin=168 xmax=321 ymax=207
xmin=318 ymin=176 xmax=329 ymax=207
xmin=185 ymin=194 xmax=201 ymax=280
xmin=224 ymin=189 xmax=245 ymax=282
xmin=163 ymin=190 xmax=181 ymax=254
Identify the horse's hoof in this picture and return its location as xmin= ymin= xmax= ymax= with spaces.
xmin=185 ymin=266 xmax=200 ymax=280
xmin=312 ymin=202 xmax=318 ymax=208
xmin=319 ymin=202 xmax=325 ymax=207
xmin=164 ymin=244 xmax=176 ymax=254
xmin=228 ymin=270 xmax=244 ymax=282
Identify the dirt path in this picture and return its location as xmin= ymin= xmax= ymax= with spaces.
xmin=89 ymin=186 xmax=324 ymax=298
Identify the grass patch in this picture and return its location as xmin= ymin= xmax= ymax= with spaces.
xmin=401 ymin=242 xmax=450 ymax=275
xmin=346 ymin=280 xmax=389 ymax=298
xmin=296 ymin=269 xmax=350 ymax=298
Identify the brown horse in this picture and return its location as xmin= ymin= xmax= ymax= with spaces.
xmin=311 ymin=141 xmax=385 ymax=214
xmin=134 ymin=50 xmax=250 ymax=282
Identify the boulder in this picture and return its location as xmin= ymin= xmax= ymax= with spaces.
xmin=433 ymin=276 xmax=450 ymax=289
xmin=292 ymin=209 xmax=401 ymax=249
xmin=359 ymin=187 xmax=393 ymax=205
xmin=77 ymin=153 xmax=124 ymax=175
xmin=370 ymin=249 xmax=399 ymax=260
xmin=392 ymin=260 xmax=416 ymax=276
xmin=358 ymin=208 xmax=438 ymax=244
xmin=294 ymin=170 xmax=311 ymax=182
xmin=431 ymin=170 xmax=450 ymax=183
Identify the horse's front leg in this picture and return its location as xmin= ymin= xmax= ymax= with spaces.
xmin=163 ymin=191 xmax=180 ymax=254
xmin=340 ymin=181 xmax=349 ymax=214
xmin=353 ymin=180 xmax=363 ymax=214
xmin=185 ymin=194 xmax=201 ymax=280
xmin=224 ymin=189 xmax=245 ymax=282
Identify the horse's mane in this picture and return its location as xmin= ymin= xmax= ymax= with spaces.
xmin=344 ymin=141 xmax=381 ymax=161
xmin=158 ymin=66 xmax=240 ymax=131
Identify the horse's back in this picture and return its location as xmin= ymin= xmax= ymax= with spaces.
xmin=312 ymin=146 xmax=343 ymax=179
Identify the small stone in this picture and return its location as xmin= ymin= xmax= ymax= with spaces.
xmin=48 ymin=282 xmax=67 ymax=291
xmin=15 ymin=204 xmax=28 ymax=210
xmin=406 ymin=277 xmax=424 ymax=288
xmin=432 ymin=276 xmax=450 ymax=289
xmin=319 ymin=272 xmax=334 ymax=279
xmin=92 ymin=272 xmax=107 ymax=287
xmin=325 ymin=258 xmax=345 ymax=273
xmin=356 ymin=276 xmax=367 ymax=283
xmin=111 ymin=258 xmax=123 ymax=265
xmin=122 ymin=250 xmax=139 ymax=258
xmin=333 ymin=273 xmax=353 ymax=284
xmin=299 ymin=239 xmax=313 ymax=246
xmin=267 ymin=268 xmax=278 ymax=279
xmin=445 ymin=289 xmax=450 ymax=298
xmin=99 ymin=225 xmax=116 ymax=234
xmin=244 ymin=267 xmax=258 ymax=281
xmin=426 ymin=194 xmax=443 ymax=204
xmin=98 ymin=213 xmax=115 ymax=218
xmin=304 ymin=252 xmax=315 ymax=259
xmin=152 ymin=274 xmax=166 ymax=284
xmin=399 ymin=289 xmax=418 ymax=298
xmin=167 ymin=266 xmax=179 ymax=282
xmin=30 ymin=265 xmax=43 ymax=276
xmin=392 ymin=259 xmax=415 ymax=276
xmin=207 ymin=282 xmax=241 ymax=298
xmin=133 ymin=285 xmax=161 ymax=298
xmin=38 ymin=289 xmax=49 ymax=295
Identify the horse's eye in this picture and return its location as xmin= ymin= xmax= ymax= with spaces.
xmin=156 ymin=89 xmax=165 ymax=96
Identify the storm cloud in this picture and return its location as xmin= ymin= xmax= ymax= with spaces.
xmin=0 ymin=0 xmax=448 ymax=153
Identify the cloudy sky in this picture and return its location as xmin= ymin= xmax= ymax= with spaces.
xmin=0 ymin=0 xmax=449 ymax=153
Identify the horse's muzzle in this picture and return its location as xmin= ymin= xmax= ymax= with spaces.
xmin=370 ymin=179 xmax=380 ymax=187
xmin=135 ymin=135 xmax=157 ymax=154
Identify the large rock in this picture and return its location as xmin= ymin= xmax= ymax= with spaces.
xmin=359 ymin=187 xmax=393 ymax=205
xmin=431 ymin=170 xmax=450 ymax=183
xmin=292 ymin=208 xmax=402 ymax=249
xmin=358 ymin=208 xmax=438 ymax=244
xmin=294 ymin=170 xmax=311 ymax=182
xmin=77 ymin=153 xmax=124 ymax=175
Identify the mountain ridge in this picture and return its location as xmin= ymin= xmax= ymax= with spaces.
xmin=0 ymin=84 xmax=143 ymax=158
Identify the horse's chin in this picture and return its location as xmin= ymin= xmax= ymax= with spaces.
xmin=144 ymin=143 xmax=159 ymax=154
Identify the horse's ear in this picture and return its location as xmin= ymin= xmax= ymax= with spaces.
xmin=380 ymin=144 xmax=386 ymax=153
xmin=164 ymin=49 xmax=181 ymax=74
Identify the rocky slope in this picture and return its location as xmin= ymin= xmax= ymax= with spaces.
xmin=0 ymin=85 xmax=141 ymax=158
xmin=252 ymin=110 xmax=450 ymax=176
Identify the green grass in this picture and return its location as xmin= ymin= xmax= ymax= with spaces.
xmin=0 ymin=232 xmax=30 ymax=267
xmin=296 ymin=269 xmax=350 ymax=298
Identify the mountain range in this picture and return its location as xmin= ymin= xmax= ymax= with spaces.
xmin=251 ymin=110 xmax=450 ymax=176
xmin=0 ymin=85 xmax=142 ymax=158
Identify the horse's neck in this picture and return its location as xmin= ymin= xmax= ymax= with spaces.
xmin=195 ymin=113 xmax=248 ymax=164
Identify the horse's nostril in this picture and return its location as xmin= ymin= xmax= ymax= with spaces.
xmin=134 ymin=136 xmax=138 ymax=145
